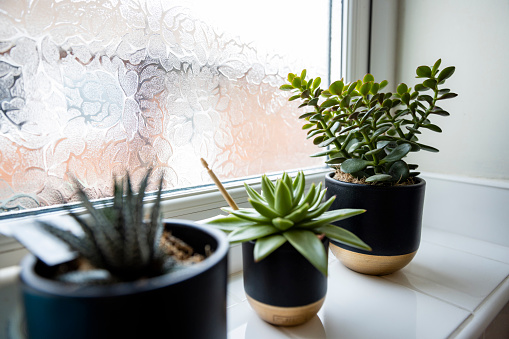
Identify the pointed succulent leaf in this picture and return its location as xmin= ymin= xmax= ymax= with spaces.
xmin=306 ymin=195 xmax=336 ymax=220
xmin=298 ymin=209 xmax=366 ymax=229
xmin=431 ymin=59 xmax=442 ymax=76
xmin=222 ymin=208 xmax=271 ymax=223
xmin=272 ymin=217 xmax=295 ymax=231
xmin=261 ymin=175 xmax=275 ymax=208
xmin=285 ymin=203 xmax=310 ymax=223
xmin=274 ymin=181 xmax=293 ymax=215
xmin=416 ymin=143 xmax=439 ymax=153
xmin=228 ymin=225 xmax=279 ymax=244
xmin=254 ymin=235 xmax=287 ymax=262
xmin=200 ymin=214 xmax=258 ymax=231
xmin=282 ymin=173 xmax=294 ymax=199
xmin=283 ymin=230 xmax=328 ymax=276
xmin=299 ymin=183 xmax=316 ymax=206
xmin=249 ymin=199 xmax=280 ymax=219
xmin=292 ymin=173 xmax=306 ymax=207
xmin=315 ymin=224 xmax=371 ymax=251
xmin=244 ymin=183 xmax=265 ymax=204
xmin=309 ymin=187 xmax=327 ymax=211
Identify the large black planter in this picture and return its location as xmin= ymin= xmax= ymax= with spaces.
xmin=325 ymin=173 xmax=426 ymax=275
xmin=20 ymin=219 xmax=229 ymax=339
xmin=242 ymin=238 xmax=328 ymax=326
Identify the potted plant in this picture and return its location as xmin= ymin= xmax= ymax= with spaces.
xmin=19 ymin=170 xmax=229 ymax=339
xmin=280 ymin=60 xmax=457 ymax=275
xmin=203 ymin=171 xmax=369 ymax=326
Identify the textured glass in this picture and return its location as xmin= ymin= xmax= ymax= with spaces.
xmin=0 ymin=0 xmax=329 ymax=213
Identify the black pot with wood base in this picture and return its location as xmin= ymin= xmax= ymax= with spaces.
xmin=20 ymin=220 xmax=229 ymax=339
xmin=325 ymin=173 xmax=425 ymax=275
xmin=242 ymin=238 xmax=328 ymax=326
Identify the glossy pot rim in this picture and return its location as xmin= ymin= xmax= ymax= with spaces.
xmin=325 ymin=172 xmax=426 ymax=191
xmin=20 ymin=219 xmax=229 ymax=298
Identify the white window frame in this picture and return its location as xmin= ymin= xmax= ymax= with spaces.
xmin=0 ymin=0 xmax=395 ymax=272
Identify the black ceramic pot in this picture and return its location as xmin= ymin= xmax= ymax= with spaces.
xmin=242 ymin=237 xmax=328 ymax=326
xmin=325 ymin=172 xmax=426 ymax=275
xmin=20 ymin=219 xmax=229 ymax=339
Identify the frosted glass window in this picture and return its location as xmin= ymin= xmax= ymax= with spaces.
xmin=0 ymin=0 xmax=332 ymax=214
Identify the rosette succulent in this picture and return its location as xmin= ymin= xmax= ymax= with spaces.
xmin=204 ymin=172 xmax=370 ymax=275
xmin=280 ymin=59 xmax=457 ymax=184
xmin=40 ymin=170 xmax=174 ymax=284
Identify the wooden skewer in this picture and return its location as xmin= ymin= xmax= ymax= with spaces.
xmin=200 ymin=158 xmax=239 ymax=210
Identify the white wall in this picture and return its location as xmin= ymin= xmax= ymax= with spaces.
xmin=391 ymin=0 xmax=509 ymax=181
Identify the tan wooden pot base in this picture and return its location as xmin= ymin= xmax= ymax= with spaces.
xmin=246 ymin=294 xmax=325 ymax=326
xmin=330 ymin=243 xmax=416 ymax=276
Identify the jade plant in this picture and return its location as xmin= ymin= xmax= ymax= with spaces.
xmin=40 ymin=170 xmax=175 ymax=284
xmin=204 ymin=172 xmax=370 ymax=276
xmin=280 ymin=59 xmax=457 ymax=183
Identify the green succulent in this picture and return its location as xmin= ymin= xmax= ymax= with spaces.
xmin=40 ymin=169 xmax=174 ymax=284
xmin=204 ymin=172 xmax=370 ymax=276
xmin=280 ymin=59 xmax=457 ymax=184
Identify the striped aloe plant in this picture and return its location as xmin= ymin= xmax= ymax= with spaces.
xmin=204 ymin=172 xmax=370 ymax=276
xmin=40 ymin=170 xmax=174 ymax=284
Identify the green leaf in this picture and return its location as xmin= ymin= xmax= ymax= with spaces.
xmin=416 ymin=65 xmax=432 ymax=78
xmin=379 ymin=80 xmax=388 ymax=90
xmin=292 ymin=173 xmax=306 ymax=207
xmin=365 ymin=174 xmax=393 ymax=182
xmin=438 ymin=93 xmax=458 ymax=100
xmin=283 ymin=230 xmax=328 ymax=276
xmin=202 ymin=214 xmax=258 ymax=231
xmin=302 ymin=123 xmax=314 ymax=129
xmin=301 ymin=69 xmax=307 ymax=80
xmin=420 ymin=124 xmax=442 ymax=133
xmin=261 ymin=175 xmax=275 ymax=207
xmin=315 ymin=224 xmax=371 ymax=251
xmin=406 ymin=126 xmax=421 ymax=134
xmin=414 ymin=83 xmax=428 ymax=92
xmin=292 ymin=77 xmax=301 ymax=88
xmin=382 ymin=143 xmax=412 ymax=163
xmin=330 ymin=121 xmax=341 ymax=134
xmin=437 ymin=66 xmax=455 ymax=82
xmin=318 ymin=137 xmax=337 ymax=147
xmin=313 ymin=135 xmax=326 ymax=145
xmin=306 ymin=196 xmax=336 ymax=220
xmin=299 ymin=183 xmax=316 ymax=207
xmin=340 ymin=95 xmax=351 ymax=108
xmin=389 ymin=160 xmax=410 ymax=182
xmin=396 ymin=83 xmax=408 ymax=95
xmin=288 ymin=73 xmax=295 ymax=82
xmin=430 ymin=108 xmax=450 ymax=116
xmin=299 ymin=209 xmax=366 ymax=229
xmin=321 ymin=98 xmax=339 ymax=109
xmin=329 ymin=80 xmax=344 ymax=95
xmin=310 ymin=149 xmax=337 ymax=158
xmin=313 ymin=77 xmax=322 ymax=90
xmin=416 ymin=143 xmax=439 ymax=152
xmin=363 ymin=74 xmax=375 ymax=83
xmin=423 ymin=79 xmax=437 ymax=89
xmin=244 ymin=183 xmax=265 ymax=203
xmin=417 ymin=95 xmax=433 ymax=105
xmin=359 ymin=82 xmax=371 ymax=96
xmin=431 ymin=59 xmax=442 ymax=76
xmin=286 ymin=203 xmax=310 ymax=223
xmin=274 ymin=181 xmax=293 ymax=215
xmin=228 ymin=225 xmax=279 ymax=244
xmin=289 ymin=94 xmax=300 ymax=101
xmin=272 ymin=217 xmax=294 ymax=231
xmin=224 ymin=208 xmax=271 ymax=223
xmin=370 ymin=82 xmax=380 ymax=95
xmin=341 ymin=158 xmax=369 ymax=174
xmin=253 ymin=235 xmax=287 ymax=262
xmin=279 ymin=84 xmax=294 ymax=91
xmin=250 ymin=199 xmax=280 ymax=218
xmin=346 ymin=82 xmax=357 ymax=94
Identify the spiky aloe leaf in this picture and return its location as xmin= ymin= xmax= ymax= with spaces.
xmin=40 ymin=169 xmax=173 ymax=284
xmin=315 ymin=224 xmax=371 ymax=251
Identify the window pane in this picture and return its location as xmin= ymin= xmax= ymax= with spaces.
xmin=0 ymin=0 xmax=332 ymax=214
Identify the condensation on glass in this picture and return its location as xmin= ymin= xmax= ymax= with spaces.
xmin=0 ymin=0 xmax=329 ymax=213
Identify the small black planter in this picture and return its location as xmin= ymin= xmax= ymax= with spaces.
xmin=242 ymin=237 xmax=328 ymax=326
xmin=325 ymin=173 xmax=426 ymax=275
xmin=20 ymin=219 xmax=229 ymax=339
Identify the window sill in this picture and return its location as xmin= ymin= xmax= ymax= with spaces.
xmin=226 ymin=227 xmax=509 ymax=339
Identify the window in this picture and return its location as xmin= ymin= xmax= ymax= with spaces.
xmin=0 ymin=0 xmax=339 ymax=217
